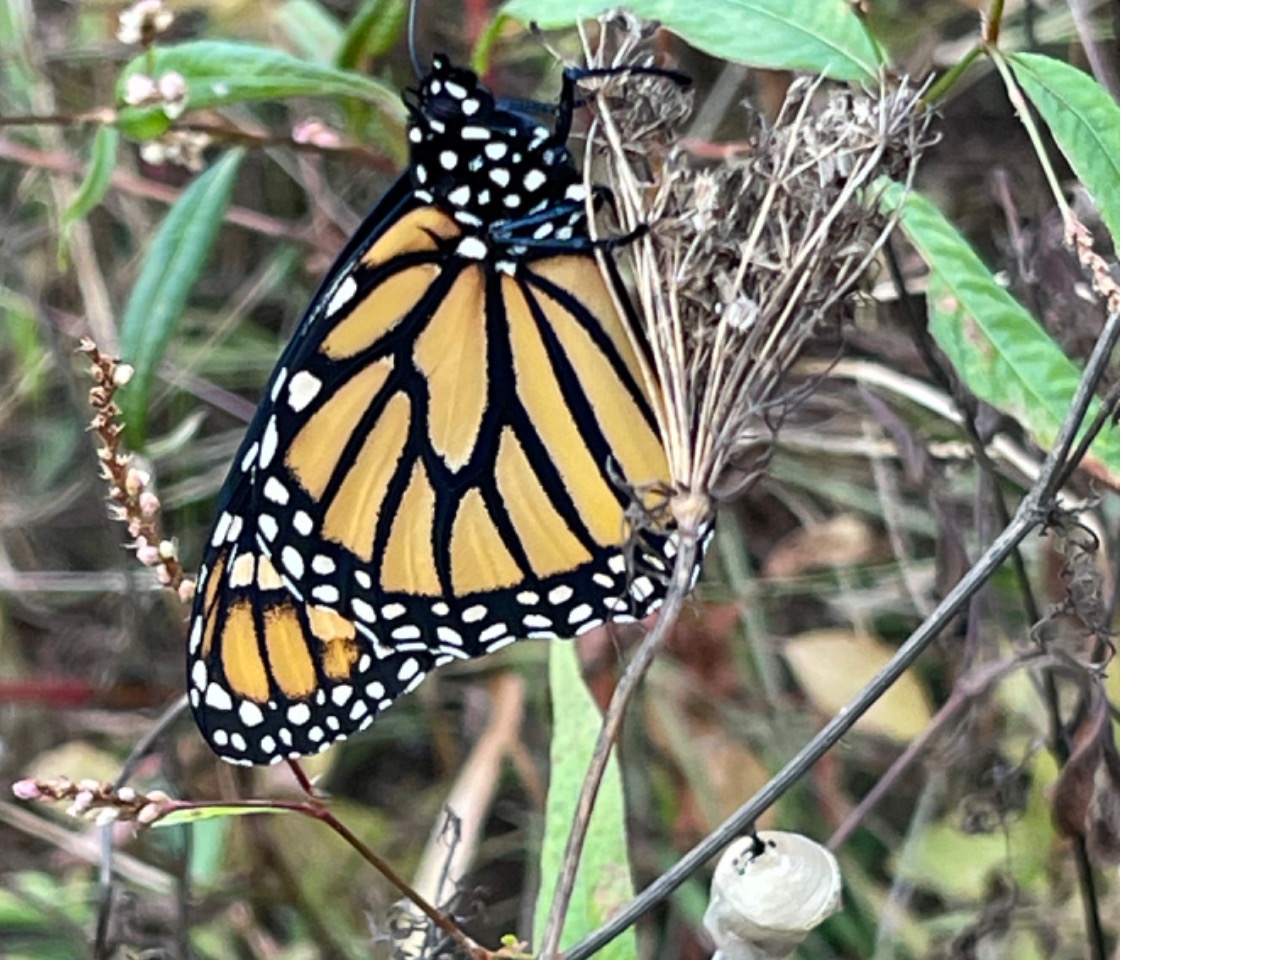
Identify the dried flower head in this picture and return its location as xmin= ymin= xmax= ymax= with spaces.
xmin=581 ymin=21 xmax=933 ymax=536
xmin=117 ymin=0 xmax=175 ymax=47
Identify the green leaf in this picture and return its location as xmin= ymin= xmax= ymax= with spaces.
xmin=882 ymin=181 xmax=1119 ymax=477
xmin=1009 ymin=53 xmax=1120 ymax=252
xmin=534 ymin=642 xmax=636 ymax=959
xmin=58 ymin=126 xmax=120 ymax=264
xmin=115 ymin=41 xmax=402 ymax=140
xmin=491 ymin=0 xmax=882 ymax=82
xmin=153 ymin=803 xmax=294 ymax=826
xmin=337 ymin=0 xmax=408 ymax=69
xmin=118 ymin=150 xmax=245 ymax=443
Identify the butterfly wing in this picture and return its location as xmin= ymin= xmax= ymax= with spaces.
xmin=189 ymin=58 xmax=685 ymax=765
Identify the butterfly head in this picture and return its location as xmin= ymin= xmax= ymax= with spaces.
xmin=403 ymin=55 xmax=592 ymax=255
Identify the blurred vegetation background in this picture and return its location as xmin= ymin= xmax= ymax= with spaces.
xmin=0 ymin=0 xmax=1118 ymax=958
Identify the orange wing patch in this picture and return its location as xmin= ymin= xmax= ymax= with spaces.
xmin=381 ymin=461 xmax=443 ymax=595
xmin=323 ymin=267 xmax=439 ymax=360
xmin=495 ymin=427 xmax=592 ymax=575
xmin=450 ymin=488 xmax=523 ymax=594
xmin=531 ymin=281 xmax=669 ymax=490
xmin=361 ymin=206 xmax=460 ymax=268
xmin=221 ymin=600 xmax=270 ymax=703
xmin=263 ymin=605 xmax=319 ymax=699
xmin=504 ymin=275 xmax=625 ymax=546
xmin=323 ymin=390 xmax=411 ymax=561
xmin=414 ymin=265 xmax=488 ymax=472
xmin=287 ymin=358 xmax=394 ymax=499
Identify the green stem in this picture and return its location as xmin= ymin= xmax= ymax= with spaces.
xmin=989 ymin=46 xmax=1074 ymax=223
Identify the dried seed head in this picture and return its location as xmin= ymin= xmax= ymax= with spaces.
xmin=584 ymin=21 xmax=933 ymax=520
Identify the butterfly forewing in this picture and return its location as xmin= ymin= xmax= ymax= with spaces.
xmin=188 ymin=55 xmax=686 ymax=765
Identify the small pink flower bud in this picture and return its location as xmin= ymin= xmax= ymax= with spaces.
xmin=12 ymin=779 xmax=42 ymax=800
xmin=139 ymin=492 xmax=161 ymax=517
xmin=124 ymin=468 xmax=150 ymax=496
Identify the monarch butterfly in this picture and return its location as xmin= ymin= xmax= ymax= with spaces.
xmin=187 ymin=54 xmax=697 ymax=766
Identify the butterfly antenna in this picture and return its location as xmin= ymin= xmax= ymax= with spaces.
xmin=407 ymin=0 xmax=426 ymax=80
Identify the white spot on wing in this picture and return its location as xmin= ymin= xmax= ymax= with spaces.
xmin=457 ymin=237 xmax=488 ymax=260
xmin=239 ymin=702 xmax=264 ymax=727
xmin=205 ymin=682 xmax=233 ymax=711
xmin=327 ymin=276 xmax=358 ymax=317
xmin=281 ymin=546 xmax=304 ymax=580
xmin=263 ymin=477 xmax=289 ymax=504
xmin=288 ymin=371 xmax=322 ymax=411
xmin=258 ymin=416 xmax=279 ymax=468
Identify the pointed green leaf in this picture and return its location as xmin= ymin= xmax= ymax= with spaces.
xmin=882 ymin=181 xmax=1119 ymax=476
xmin=535 ymin=642 xmax=636 ymax=959
xmin=153 ymin=803 xmax=294 ymax=826
xmin=118 ymin=150 xmax=244 ymax=443
xmin=115 ymin=41 xmax=401 ymax=140
xmin=59 ymin=126 xmax=120 ymax=264
xmin=491 ymin=0 xmax=882 ymax=82
xmin=1009 ymin=53 xmax=1120 ymax=252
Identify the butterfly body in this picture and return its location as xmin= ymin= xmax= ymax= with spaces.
xmin=188 ymin=55 xmax=684 ymax=766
